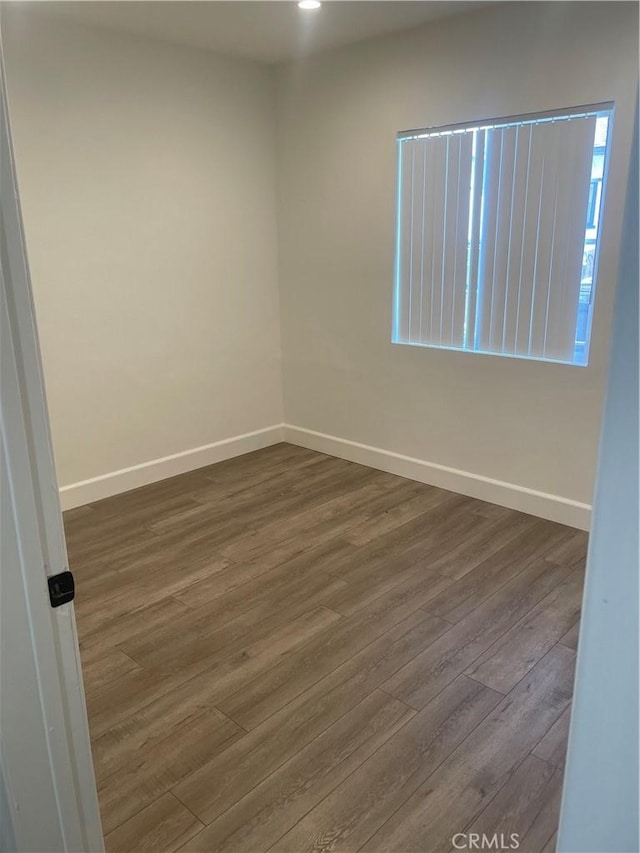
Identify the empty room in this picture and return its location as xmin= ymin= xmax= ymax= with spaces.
xmin=1 ymin=2 xmax=638 ymax=852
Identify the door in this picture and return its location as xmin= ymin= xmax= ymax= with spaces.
xmin=0 ymin=52 xmax=103 ymax=852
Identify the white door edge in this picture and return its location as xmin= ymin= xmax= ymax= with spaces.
xmin=1 ymin=35 xmax=103 ymax=853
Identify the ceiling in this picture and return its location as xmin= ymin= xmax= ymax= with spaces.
xmin=33 ymin=1 xmax=495 ymax=64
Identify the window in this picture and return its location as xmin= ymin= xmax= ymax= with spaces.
xmin=392 ymin=105 xmax=612 ymax=366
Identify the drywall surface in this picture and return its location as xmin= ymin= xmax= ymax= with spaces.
xmin=2 ymin=9 xmax=283 ymax=488
xmin=0 ymin=764 xmax=16 ymax=853
xmin=276 ymin=1 xmax=638 ymax=508
xmin=558 ymin=100 xmax=639 ymax=852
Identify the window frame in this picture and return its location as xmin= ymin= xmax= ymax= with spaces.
xmin=391 ymin=102 xmax=615 ymax=367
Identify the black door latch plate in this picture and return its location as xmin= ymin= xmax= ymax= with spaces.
xmin=48 ymin=570 xmax=75 ymax=607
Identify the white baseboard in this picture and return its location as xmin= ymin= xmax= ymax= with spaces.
xmin=282 ymin=425 xmax=591 ymax=530
xmin=59 ymin=420 xmax=591 ymax=529
xmin=58 ymin=424 xmax=285 ymax=510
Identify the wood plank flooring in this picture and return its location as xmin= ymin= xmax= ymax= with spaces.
xmin=65 ymin=443 xmax=587 ymax=853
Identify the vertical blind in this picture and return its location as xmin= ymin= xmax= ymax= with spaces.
xmin=393 ymin=107 xmax=611 ymax=364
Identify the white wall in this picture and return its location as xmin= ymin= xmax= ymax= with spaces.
xmin=2 ymin=9 xmax=283 ymax=495
xmin=558 ymin=98 xmax=638 ymax=852
xmin=2 ymin=3 xmax=637 ymax=523
xmin=276 ymin=1 xmax=638 ymax=524
xmin=0 ymin=765 xmax=16 ymax=853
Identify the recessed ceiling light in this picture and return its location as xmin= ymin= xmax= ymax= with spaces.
xmin=298 ymin=0 xmax=321 ymax=9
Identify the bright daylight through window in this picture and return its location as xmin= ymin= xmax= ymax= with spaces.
xmin=392 ymin=106 xmax=613 ymax=365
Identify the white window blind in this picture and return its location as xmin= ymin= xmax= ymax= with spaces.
xmin=393 ymin=106 xmax=612 ymax=365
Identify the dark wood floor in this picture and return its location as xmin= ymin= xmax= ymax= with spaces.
xmin=65 ymin=443 xmax=587 ymax=853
